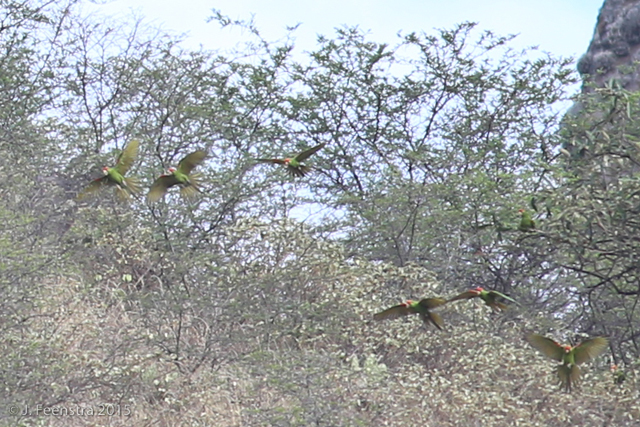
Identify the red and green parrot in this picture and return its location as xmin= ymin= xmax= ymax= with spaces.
xmin=448 ymin=286 xmax=517 ymax=312
xmin=147 ymin=150 xmax=207 ymax=203
xmin=373 ymin=298 xmax=447 ymax=330
xmin=77 ymin=139 xmax=141 ymax=202
xmin=257 ymin=143 xmax=326 ymax=177
xmin=518 ymin=209 xmax=535 ymax=232
xmin=526 ymin=333 xmax=608 ymax=392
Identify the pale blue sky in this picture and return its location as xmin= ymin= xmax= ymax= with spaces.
xmin=87 ymin=0 xmax=603 ymax=61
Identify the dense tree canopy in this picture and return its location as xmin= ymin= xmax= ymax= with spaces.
xmin=0 ymin=1 xmax=638 ymax=426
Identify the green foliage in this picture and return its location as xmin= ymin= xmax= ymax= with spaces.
xmin=0 ymin=2 xmax=639 ymax=426
xmin=525 ymin=80 xmax=640 ymax=369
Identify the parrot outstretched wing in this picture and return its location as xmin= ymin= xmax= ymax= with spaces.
xmin=526 ymin=334 xmax=565 ymax=362
xmin=77 ymin=177 xmax=108 ymax=200
xmin=113 ymin=140 xmax=139 ymax=175
xmin=573 ymin=337 xmax=608 ymax=365
xmin=177 ymin=150 xmax=207 ymax=175
xmin=448 ymin=290 xmax=479 ymax=302
xmin=147 ymin=175 xmax=180 ymax=204
xmin=373 ymin=304 xmax=412 ymax=321
xmin=294 ymin=143 xmax=326 ymax=162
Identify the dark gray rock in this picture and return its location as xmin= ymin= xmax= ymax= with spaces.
xmin=579 ymin=0 xmax=640 ymax=91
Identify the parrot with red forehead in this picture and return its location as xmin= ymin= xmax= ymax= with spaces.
xmin=77 ymin=139 xmax=141 ymax=202
xmin=256 ymin=143 xmax=326 ymax=177
xmin=448 ymin=287 xmax=518 ymax=312
xmin=373 ymin=298 xmax=447 ymax=330
xmin=526 ymin=334 xmax=608 ymax=392
xmin=147 ymin=150 xmax=207 ymax=203
xmin=518 ymin=209 xmax=535 ymax=232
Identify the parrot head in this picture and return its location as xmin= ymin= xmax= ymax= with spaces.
xmin=518 ymin=209 xmax=525 ymax=214
xmin=168 ymin=167 xmax=177 ymax=174
xmin=283 ymin=158 xmax=293 ymax=164
xmin=403 ymin=300 xmax=414 ymax=307
xmin=563 ymin=344 xmax=572 ymax=353
xmin=610 ymin=364 xmax=618 ymax=372
xmin=102 ymin=166 xmax=110 ymax=175
xmin=474 ymin=286 xmax=484 ymax=292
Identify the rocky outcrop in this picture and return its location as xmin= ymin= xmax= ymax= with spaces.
xmin=577 ymin=0 xmax=640 ymax=91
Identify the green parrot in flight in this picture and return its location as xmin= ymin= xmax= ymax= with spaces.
xmin=257 ymin=143 xmax=326 ymax=177
xmin=518 ymin=209 xmax=536 ymax=232
xmin=77 ymin=139 xmax=141 ymax=202
xmin=448 ymin=287 xmax=518 ymax=312
xmin=147 ymin=150 xmax=207 ymax=203
xmin=526 ymin=333 xmax=608 ymax=392
xmin=374 ymin=298 xmax=447 ymax=330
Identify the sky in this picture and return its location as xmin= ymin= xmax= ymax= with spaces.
xmin=86 ymin=0 xmax=604 ymax=63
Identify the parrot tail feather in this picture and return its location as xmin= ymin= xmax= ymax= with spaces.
xmin=180 ymin=175 xmax=203 ymax=201
xmin=557 ymin=364 xmax=580 ymax=392
xmin=288 ymin=164 xmax=312 ymax=178
xmin=115 ymin=185 xmax=132 ymax=203
xmin=123 ymin=176 xmax=141 ymax=195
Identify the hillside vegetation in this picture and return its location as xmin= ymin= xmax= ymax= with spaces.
xmin=0 ymin=1 xmax=638 ymax=426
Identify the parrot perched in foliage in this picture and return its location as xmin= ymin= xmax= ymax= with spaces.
xmin=77 ymin=139 xmax=141 ymax=202
xmin=448 ymin=287 xmax=517 ymax=312
xmin=257 ymin=143 xmax=326 ymax=177
xmin=610 ymin=364 xmax=626 ymax=385
xmin=373 ymin=298 xmax=447 ymax=330
xmin=526 ymin=333 xmax=608 ymax=392
xmin=518 ymin=209 xmax=536 ymax=232
xmin=147 ymin=150 xmax=207 ymax=203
